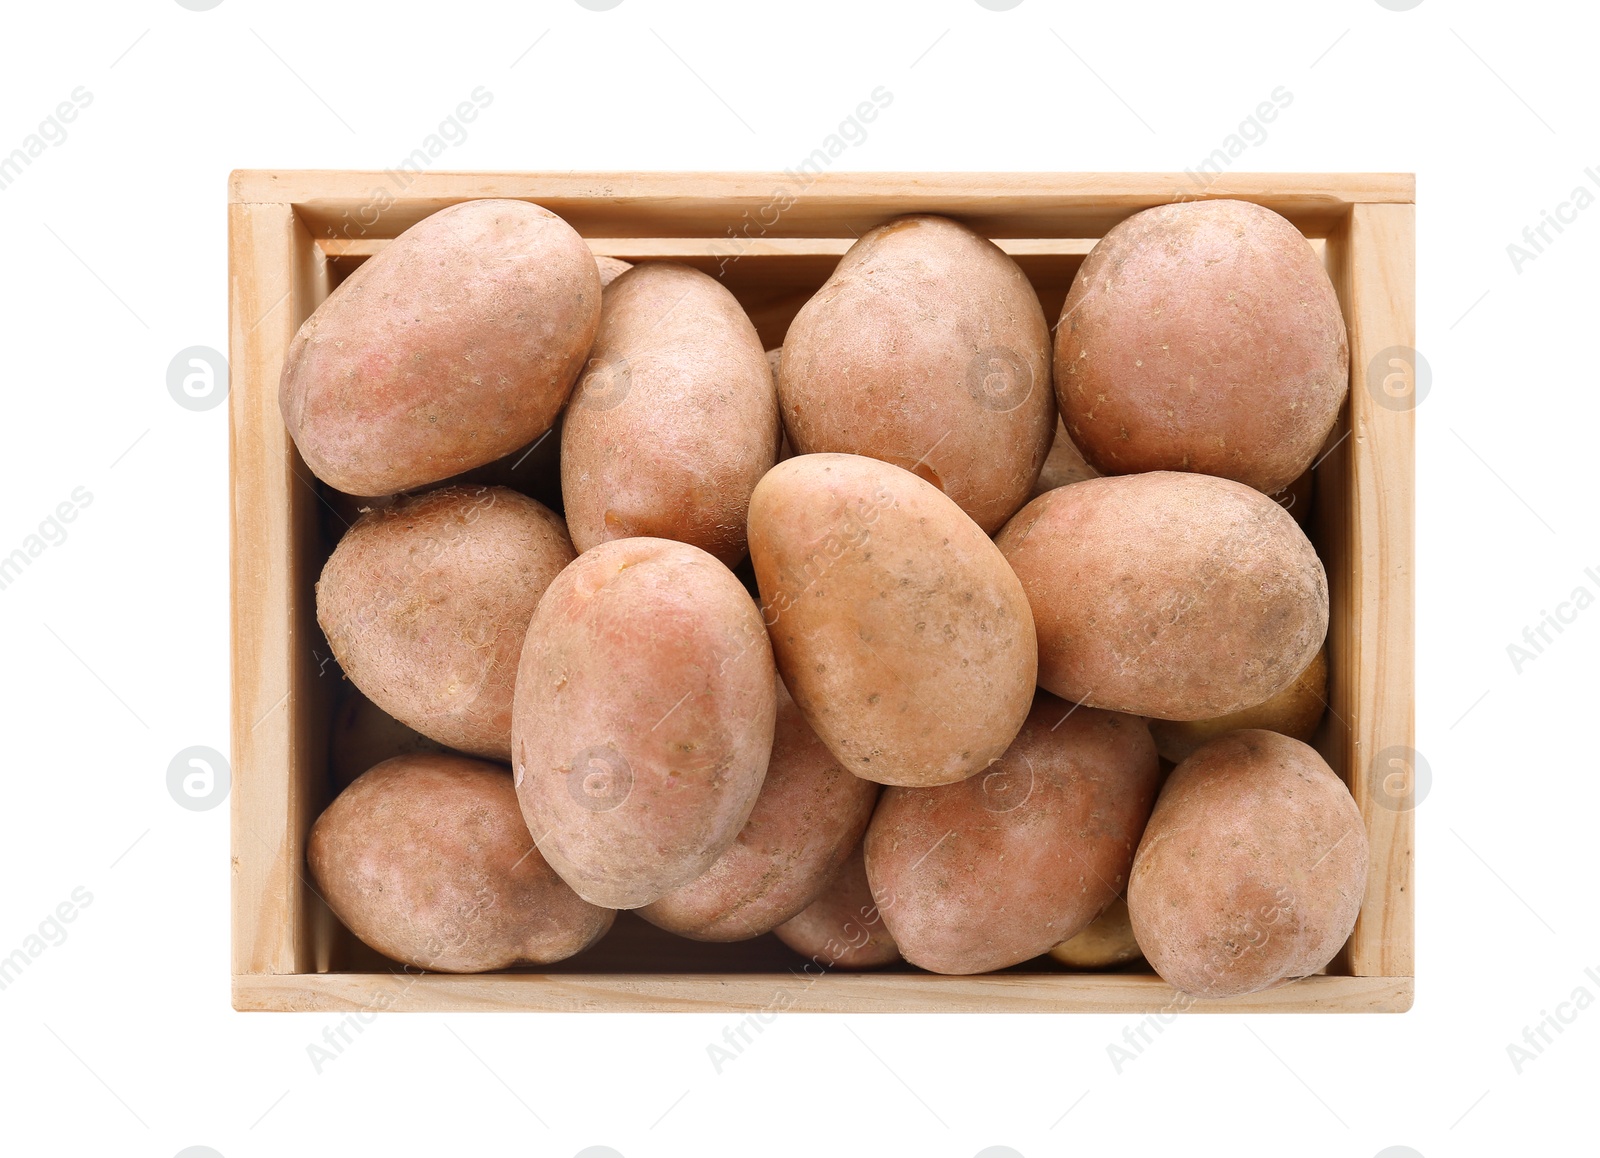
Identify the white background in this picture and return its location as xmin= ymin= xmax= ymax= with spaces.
xmin=0 ymin=1 xmax=1592 ymax=1155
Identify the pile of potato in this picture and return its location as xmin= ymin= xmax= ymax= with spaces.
xmin=290 ymin=196 xmax=1366 ymax=999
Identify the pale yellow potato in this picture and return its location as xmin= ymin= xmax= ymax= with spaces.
xmin=1048 ymin=896 xmax=1143 ymax=970
xmin=1150 ymin=646 xmax=1328 ymax=764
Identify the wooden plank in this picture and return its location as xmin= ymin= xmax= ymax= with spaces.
xmin=229 ymin=203 xmax=330 ymax=976
xmin=317 ymin=236 xmax=1103 ymax=259
xmin=1340 ymin=204 xmax=1417 ymax=979
xmin=235 ymin=971 xmax=1412 ymax=1015
xmin=232 ymin=171 xmax=1413 ymax=240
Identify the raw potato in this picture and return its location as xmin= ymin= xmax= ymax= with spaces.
xmin=1127 ymin=729 xmax=1368 ymax=998
xmin=1055 ymin=199 xmax=1348 ymax=495
xmin=1031 ymin=417 xmax=1101 ymax=498
xmin=281 ymin=199 xmax=600 ymax=496
xmin=328 ymin=689 xmax=448 ymax=789
xmin=1048 ymin=896 xmax=1143 ymax=970
xmin=594 ymin=255 xmax=632 ymax=287
xmin=562 ymin=262 xmax=779 ymax=567
xmin=774 ymin=846 xmax=900 ymax=969
xmin=864 ymin=694 xmax=1159 ymax=975
xmin=638 ymin=682 xmax=878 ymax=941
xmin=317 ymin=487 xmax=575 ymax=759
xmin=1150 ymin=645 xmax=1328 ymax=764
xmin=748 ymin=453 xmax=1037 ymax=787
xmin=308 ymin=754 xmax=613 ymax=972
xmin=779 ymin=215 xmax=1055 ymax=533
xmin=995 ymin=471 xmax=1327 ymax=720
xmin=512 ymin=537 xmax=777 ymax=909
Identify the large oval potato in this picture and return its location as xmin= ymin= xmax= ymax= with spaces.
xmin=317 ymin=486 xmax=575 ymax=759
xmin=779 ymin=215 xmax=1055 ymax=533
xmin=864 ymin=694 xmax=1159 ymax=974
xmin=995 ymin=471 xmax=1326 ymax=720
xmin=1055 ymin=199 xmax=1348 ymax=494
xmin=1127 ymin=729 xmax=1368 ymax=998
xmin=1150 ymin=645 xmax=1328 ymax=764
xmin=774 ymin=845 xmax=900 ymax=970
xmin=562 ymin=262 xmax=778 ymax=567
xmin=638 ymin=682 xmax=878 ymax=940
xmin=748 ymin=453 xmax=1037 ymax=787
xmin=282 ymin=199 xmax=600 ymax=496
xmin=308 ymin=754 xmax=613 ymax=972
xmin=512 ymin=537 xmax=777 ymax=908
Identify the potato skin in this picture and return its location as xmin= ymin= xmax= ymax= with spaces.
xmin=779 ymin=215 xmax=1055 ymax=533
xmin=512 ymin=537 xmax=777 ymax=909
xmin=1055 ymin=199 xmax=1348 ymax=495
xmin=317 ymin=486 xmax=576 ymax=760
xmin=774 ymin=845 xmax=900 ymax=969
xmin=281 ymin=199 xmax=600 ymax=496
xmin=1047 ymin=895 xmax=1143 ymax=970
xmin=308 ymin=754 xmax=613 ymax=972
xmin=1127 ymin=729 xmax=1368 ymax=998
xmin=995 ymin=471 xmax=1327 ymax=720
xmin=562 ymin=262 xmax=779 ymax=567
xmin=748 ymin=453 xmax=1037 ymax=787
xmin=638 ymin=682 xmax=878 ymax=941
xmin=864 ymin=694 xmax=1159 ymax=974
xmin=1150 ymin=645 xmax=1328 ymax=764
xmin=593 ymin=255 xmax=632 ymax=287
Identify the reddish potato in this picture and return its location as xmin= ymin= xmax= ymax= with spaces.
xmin=317 ymin=487 xmax=575 ymax=760
xmin=1127 ymin=730 xmax=1368 ymax=998
xmin=308 ymin=754 xmax=613 ymax=972
xmin=638 ymin=683 xmax=878 ymax=941
xmin=780 ymin=215 xmax=1055 ymax=533
xmin=996 ymin=472 xmax=1326 ymax=720
xmin=281 ymin=199 xmax=599 ymax=496
xmin=748 ymin=453 xmax=1037 ymax=788
xmin=864 ymin=694 xmax=1160 ymax=975
xmin=774 ymin=846 xmax=900 ymax=970
xmin=561 ymin=262 xmax=778 ymax=567
xmin=512 ymin=537 xmax=777 ymax=908
xmin=1055 ymin=199 xmax=1348 ymax=494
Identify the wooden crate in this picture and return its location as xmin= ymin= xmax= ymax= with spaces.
xmin=229 ymin=172 xmax=1414 ymax=1013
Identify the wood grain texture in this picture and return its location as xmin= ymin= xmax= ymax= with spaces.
xmin=229 ymin=202 xmax=333 ymax=976
xmin=232 ymin=170 xmax=1413 ymax=240
xmin=1341 ymin=204 xmax=1417 ymax=978
xmin=234 ymin=971 xmax=1412 ymax=1014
